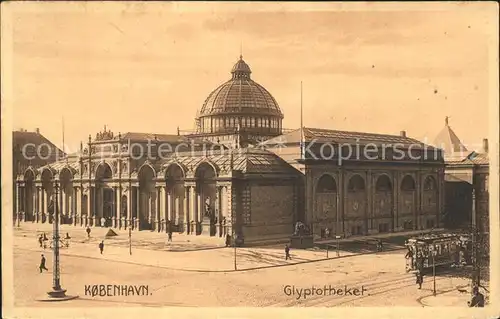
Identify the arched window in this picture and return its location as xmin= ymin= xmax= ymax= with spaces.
xmin=251 ymin=117 xmax=255 ymax=127
xmin=348 ymin=175 xmax=365 ymax=192
xmin=316 ymin=175 xmax=337 ymax=193
xmin=401 ymin=175 xmax=416 ymax=191
xmin=375 ymin=175 xmax=392 ymax=192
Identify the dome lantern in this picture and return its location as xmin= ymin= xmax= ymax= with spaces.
xmin=193 ymin=55 xmax=284 ymax=148
xmin=231 ymin=55 xmax=252 ymax=80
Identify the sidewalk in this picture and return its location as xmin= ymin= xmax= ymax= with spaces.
xmin=13 ymin=224 xmax=373 ymax=272
xmin=418 ymin=285 xmax=490 ymax=307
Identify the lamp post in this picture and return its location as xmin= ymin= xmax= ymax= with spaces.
xmin=39 ymin=180 xmax=78 ymax=301
xmin=432 ymin=249 xmax=437 ymax=296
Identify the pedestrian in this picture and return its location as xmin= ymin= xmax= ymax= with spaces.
xmin=168 ymin=231 xmax=172 ymax=242
xmin=99 ymin=240 xmax=104 ymax=254
xmin=468 ymin=286 xmax=485 ymax=307
xmin=415 ymin=271 xmax=423 ymax=289
xmin=285 ymin=244 xmax=291 ymax=260
xmin=38 ymin=235 xmax=43 ymax=248
xmin=86 ymin=226 xmax=91 ymax=239
xmin=225 ymin=234 xmax=231 ymax=247
xmin=39 ymin=254 xmax=48 ymax=273
xmin=377 ymin=239 xmax=383 ymax=252
xmin=65 ymin=232 xmax=71 ymax=240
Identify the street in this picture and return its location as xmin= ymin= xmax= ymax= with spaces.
xmin=12 ymin=225 xmax=476 ymax=307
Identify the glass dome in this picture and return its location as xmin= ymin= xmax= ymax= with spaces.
xmin=197 ymin=56 xmax=284 ymax=136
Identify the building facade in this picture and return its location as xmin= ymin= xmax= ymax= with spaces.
xmin=435 ymin=119 xmax=490 ymax=238
xmin=15 ymin=56 xmax=445 ymax=243
xmin=13 ymin=128 xmax=63 ymax=221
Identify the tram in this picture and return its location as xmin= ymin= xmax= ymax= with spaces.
xmin=404 ymin=233 xmax=472 ymax=273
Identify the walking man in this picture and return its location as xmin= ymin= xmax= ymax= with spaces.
xmin=285 ymin=244 xmax=291 ymax=260
xmin=415 ymin=271 xmax=423 ymax=289
xmin=38 ymin=235 xmax=43 ymax=248
xmin=468 ymin=286 xmax=485 ymax=307
xmin=86 ymin=226 xmax=91 ymax=239
xmin=99 ymin=240 xmax=104 ymax=254
xmin=39 ymin=254 xmax=48 ymax=273
xmin=168 ymin=231 xmax=173 ymax=242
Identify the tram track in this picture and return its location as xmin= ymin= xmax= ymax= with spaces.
xmin=264 ymin=271 xmax=411 ymax=307
xmin=267 ymin=268 xmax=462 ymax=307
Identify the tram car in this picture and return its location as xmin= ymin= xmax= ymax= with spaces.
xmin=404 ymin=233 xmax=472 ymax=273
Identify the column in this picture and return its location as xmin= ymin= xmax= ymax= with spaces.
xmin=167 ymin=190 xmax=173 ymax=222
xmin=136 ymin=187 xmax=141 ymax=230
xmin=190 ymin=186 xmax=197 ymax=234
xmin=75 ymin=187 xmax=80 ymax=225
xmin=37 ymin=187 xmax=42 ymax=222
xmin=116 ymin=187 xmax=121 ymax=228
xmin=197 ymin=192 xmax=202 ymax=222
xmin=216 ymin=186 xmax=222 ymax=237
xmin=43 ymin=189 xmax=48 ymax=216
xmin=159 ymin=186 xmax=165 ymax=232
xmin=16 ymin=183 xmax=20 ymax=222
xmin=147 ymin=192 xmax=152 ymax=225
xmin=31 ymin=186 xmax=36 ymax=221
xmin=86 ymin=188 xmax=91 ymax=226
xmin=127 ymin=187 xmax=133 ymax=229
xmin=183 ymin=186 xmax=190 ymax=233
xmin=61 ymin=187 xmax=67 ymax=221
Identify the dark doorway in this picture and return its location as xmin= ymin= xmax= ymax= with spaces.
xmin=444 ymin=181 xmax=472 ymax=229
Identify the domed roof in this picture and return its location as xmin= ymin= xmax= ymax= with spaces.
xmin=199 ymin=56 xmax=283 ymax=118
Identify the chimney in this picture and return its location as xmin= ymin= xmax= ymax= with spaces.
xmin=400 ymin=130 xmax=406 ymax=137
xmin=35 ymin=128 xmax=40 ymax=134
xmin=482 ymin=138 xmax=488 ymax=153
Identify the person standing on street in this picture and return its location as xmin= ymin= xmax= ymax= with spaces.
xmin=38 ymin=235 xmax=43 ymax=248
xmin=168 ymin=231 xmax=173 ymax=242
xmin=468 ymin=286 xmax=485 ymax=307
xmin=99 ymin=240 xmax=104 ymax=254
xmin=86 ymin=226 xmax=91 ymax=239
xmin=285 ymin=244 xmax=291 ymax=260
xmin=415 ymin=271 xmax=423 ymax=289
xmin=39 ymin=254 xmax=48 ymax=273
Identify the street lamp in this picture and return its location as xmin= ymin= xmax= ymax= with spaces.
xmin=429 ymin=245 xmax=437 ymax=296
xmin=39 ymin=180 xmax=78 ymax=301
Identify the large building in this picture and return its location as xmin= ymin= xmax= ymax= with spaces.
xmin=14 ymin=56 xmax=445 ymax=244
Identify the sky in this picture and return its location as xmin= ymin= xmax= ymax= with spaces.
xmin=3 ymin=2 xmax=498 ymax=153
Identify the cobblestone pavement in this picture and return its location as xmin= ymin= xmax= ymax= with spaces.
xmin=10 ymin=224 xmax=489 ymax=308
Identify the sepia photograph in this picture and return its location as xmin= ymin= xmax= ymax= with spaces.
xmin=2 ymin=2 xmax=499 ymax=318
